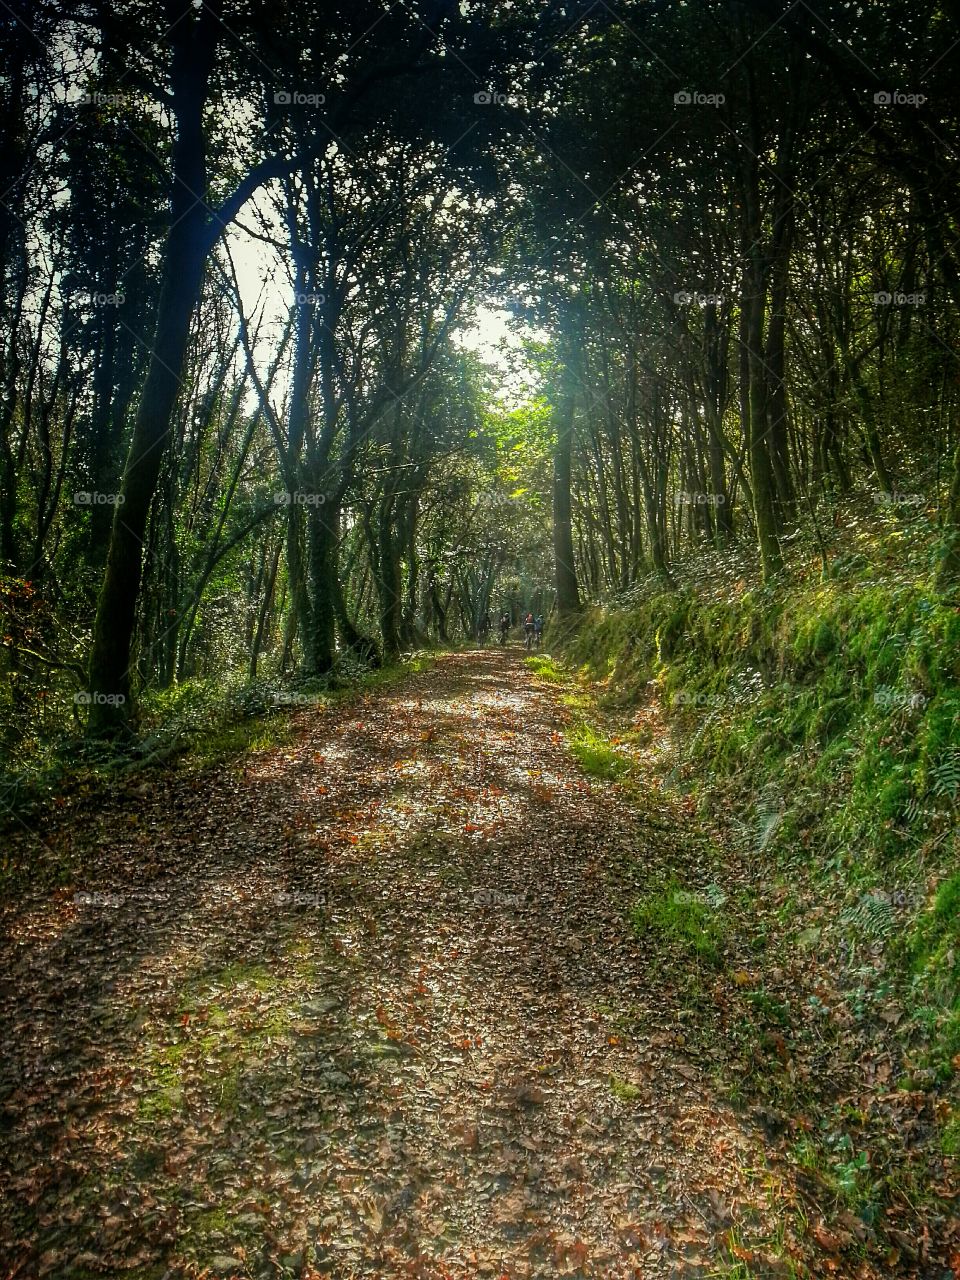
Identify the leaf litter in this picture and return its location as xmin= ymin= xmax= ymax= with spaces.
xmin=0 ymin=650 xmax=955 ymax=1279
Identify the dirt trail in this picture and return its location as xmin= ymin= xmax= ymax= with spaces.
xmin=0 ymin=651 xmax=862 ymax=1278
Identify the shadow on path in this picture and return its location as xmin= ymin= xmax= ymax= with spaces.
xmin=0 ymin=649 xmax=885 ymax=1279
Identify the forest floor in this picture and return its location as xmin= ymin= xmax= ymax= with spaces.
xmin=0 ymin=649 xmax=955 ymax=1280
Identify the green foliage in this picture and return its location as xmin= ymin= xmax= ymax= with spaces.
xmin=567 ymin=722 xmax=631 ymax=780
xmin=561 ymin=570 xmax=959 ymax=864
xmin=555 ymin=539 xmax=960 ymax=1075
xmin=942 ymin=1111 xmax=960 ymax=1157
xmin=908 ymin=872 xmax=960 ymax=1078
xmin=523 ymin=654 xmax=564 ymax=682
xmin=608 ymin=1074 xmax=643 ymax=1101
xmin=137 ymin=677 xmax=307 ymax=763
xmin=843 ymin=891 xmax=899 ymax=943
xmin=630 ymin=878 xmax=725 ymax=967
xmin=744 ymin=987 xmax=790 ymax=1027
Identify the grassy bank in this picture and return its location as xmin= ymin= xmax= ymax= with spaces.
xmin=0 ymin=651 xmax=437 ymax=892
xmin=538 ymin=541 xmax=960 ymax=1248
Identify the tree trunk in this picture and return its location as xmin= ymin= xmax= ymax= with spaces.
xmin=765 ymin=255 xmax=795 ymax=518
xmin=702 ymin=306 xmax=734 ymax=543
xmin=304 ymin=496 xmax=338 ymax=674
xmin=936 ymin=446 xmax=960 ymax=591
xmin=553 ymin=387 xmax=582 ymax=614
xmin=250 ymin=538 xmax=282 ymax=679
xmin=741 ymin=246 xmax=783 ymax=579
xmin=86 ymin=7 xmax=216 ymax=735
xmin=376 ymin=503 xmax=403 ymax=661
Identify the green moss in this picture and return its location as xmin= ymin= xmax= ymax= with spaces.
xmin=744 ymin=988 xmax=790 ymax=1026
xmin=567 ymin=723 xmax=631 ymax=780
xmin=553 ymin=552 xmax=959 ymax=1082
xmin=137 ymin=1056 xmax=184 ymax=1120
xmin=524 ymin=654 xmax=565 ymax=682
xmin=630 ymin=878 xmax=725 ymax=967
xmin=910 ymin=873 xmax=960 ymax=973
xmin=180 ymin=960 xmax=276 ymax=1005
xmin=608 ymin=1074 xmax=644 ymax=1100
xmin=188 ymin=716 xmax=296 ymax=767
xmin=907 ymin=872 xmax=960 ymax=1077
xmin=217 ymin=1061 xmax=243 ymax=1114
xmin=941 ymin=1111 xmax=960 ymax=1156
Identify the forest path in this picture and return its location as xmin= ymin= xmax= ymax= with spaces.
xmin=0 ymin=650 xmax=854 ymax=1278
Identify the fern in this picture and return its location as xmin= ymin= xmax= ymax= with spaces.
xmin=755 ymin=791 xmax=783 ymax=853
xmin=843 ymin=891 xmax=897 ymax=941
xmin=702 ymin=883 xmax=728 ymax=909
xmin=931 ymin=751 xmax=960 ymax=800
xmin=901 ymin=796 xmax=927 ymax=824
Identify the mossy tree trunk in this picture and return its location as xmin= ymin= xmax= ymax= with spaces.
xmin=553 ymin=387 xmax=582 ymax=615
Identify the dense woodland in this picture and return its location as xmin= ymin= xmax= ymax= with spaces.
xmin=1 ymin=0 xmax=958 ymax=753
xmin=2 ymin=4 xmax=960 ymax=1277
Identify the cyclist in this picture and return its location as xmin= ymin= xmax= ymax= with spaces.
xmin=523 ymin=611 xmax=535 ymax=650
xmin=478 ymin=612 xmax=491 ymax=643
xmin=498 ymin=611 xmax=511 ymax=644
xmin=533 ymin=614 xmax=544 ymax=648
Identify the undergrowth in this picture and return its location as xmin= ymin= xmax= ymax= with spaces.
xmin=550 ymin=510 xmax=959 ymax=1228
xmin=631 ymin=877 xmax=726 ymax=967
xmin=0 ymin=651 xmax=437 ymax=889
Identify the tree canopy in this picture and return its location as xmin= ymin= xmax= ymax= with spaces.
xmin=1 ymin=0 xmax=957 ymax=737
